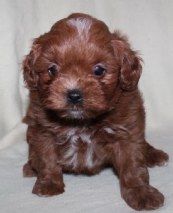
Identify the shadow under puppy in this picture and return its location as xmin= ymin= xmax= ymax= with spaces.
xmin=23 ymin=13 xmax=168 ymax=211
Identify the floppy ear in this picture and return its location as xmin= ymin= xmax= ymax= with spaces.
xmin=112 ymin=31 xmax=142 ymax=91
xmin=23 ymin=43 xmax=40 ymax=90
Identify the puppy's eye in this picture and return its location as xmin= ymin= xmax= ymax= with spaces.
xmin=93 ymin=65 xmax=106 ymax=77
xmin=48 ymin=64 xmax=58 ymax=76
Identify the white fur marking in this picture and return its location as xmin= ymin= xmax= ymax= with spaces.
xmin=85 ymin=143 xmax=94 ymax=168
xmin=66 ymin=128 xmax=77 ymax=138
xmin=104 ymin=127 xmax=115 ymax=134
xmin=62 ymin=128 xmax=95 ymax=169
xmin=161 ymin=161 xmax=169 ymax=167
xmin=67 ymin=18 xmax=92 ymax=37
xmin=65 ymin=128 xmax=92 ymax=144
xmin=63 ymin=77 xmax=79 ymax=90
xmin=80 ymin=133 xmax=92 ymax=144
xmin=69 ymin=110 xmax=84 ymax=119
xmin=104 ymin=125 xmax=129 ymax=134
xmin=63 ymin=143 xmax=78 ymax=169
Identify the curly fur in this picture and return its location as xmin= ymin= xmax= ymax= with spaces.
xmin=23 ymin=13 xmax=168 ymax=210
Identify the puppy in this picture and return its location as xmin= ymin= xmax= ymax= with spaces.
xmin=23 ymin=13 xmax=168 ymax=210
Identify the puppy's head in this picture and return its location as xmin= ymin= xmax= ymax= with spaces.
xmin=23 ymin=13 xmax=142 ymax=120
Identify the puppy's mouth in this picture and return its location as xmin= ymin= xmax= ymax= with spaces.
xmin=46 ymin=89 xmax=109 ymax=120
xmin=48 ymin=104 xmax=108 ymax=121
xmin=68 ymin=107 xmax=84 ymax=119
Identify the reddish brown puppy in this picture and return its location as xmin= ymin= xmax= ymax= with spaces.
xmin=23 ymin=13 xmax=168 ymax=210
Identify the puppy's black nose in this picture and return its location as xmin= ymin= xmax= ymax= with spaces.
xmin=67 ymin=89 xmax=83 ymax=104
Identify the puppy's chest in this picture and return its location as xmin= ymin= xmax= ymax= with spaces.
xmin=56 ymin=127 xmax=103 ymax=172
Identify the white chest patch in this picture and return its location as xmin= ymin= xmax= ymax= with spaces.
xmin=62 ymin=128 xmax=96 ymax=170
xmin=63 ymin=142 xmax=78 ymax=169
xmin=65 ymin=128 xmax=92 ymax=144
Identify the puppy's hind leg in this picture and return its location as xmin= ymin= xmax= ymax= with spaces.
xmin=23 ymin=160 xmax=37 ymax=177
xmin=145 ymin=141 xmax=169 ymax=167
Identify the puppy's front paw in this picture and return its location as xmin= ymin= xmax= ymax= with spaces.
xmin=122 ymin=185 xmax=164 ymax=210
xmin=32 ymin=178 xmax=65 ymax=197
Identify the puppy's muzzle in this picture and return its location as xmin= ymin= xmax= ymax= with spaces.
xmin=67 ymin=89 xmax=83 ymax=104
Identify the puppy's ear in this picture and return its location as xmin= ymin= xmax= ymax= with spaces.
xmin=23 ymin=42 xmax=40 ymax=90
xmin=112 ymin=31 xmax=142 ymax=91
